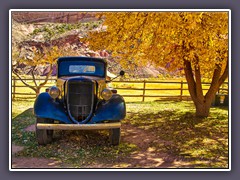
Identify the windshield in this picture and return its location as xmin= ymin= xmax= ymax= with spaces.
xmin=58 ymin=60 xmax=105 ymax=77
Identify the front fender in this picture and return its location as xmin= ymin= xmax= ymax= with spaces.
xmin=34 ymin=92 xmax=72 ymax=124
xmin=89 ymin=94 xmax=126 ymax=124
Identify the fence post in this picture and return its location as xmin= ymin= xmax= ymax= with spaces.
xmin=13 ymin=77 xmax=16 ymax=100
xmin=180 ymin=80 xmax=183 ymax=101
xmin=142 ymin=80 xmax=146 ymax=102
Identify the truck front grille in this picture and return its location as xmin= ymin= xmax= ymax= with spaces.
xmin=67 ymin=81 xmax=94 ymax=122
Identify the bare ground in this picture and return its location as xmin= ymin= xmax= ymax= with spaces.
xmin=12 ymin=122 xmax=193 ymax=169
xmin=116 ymin=123 xmax=192 ymax=168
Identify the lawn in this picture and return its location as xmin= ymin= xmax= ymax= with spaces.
xmin=12 ymin=98 xmax=139 ymax=168
xmin=126 ymin=101 xmax=229 ymax=168
xmin=11 ymin=97 xmax=229 ymax=168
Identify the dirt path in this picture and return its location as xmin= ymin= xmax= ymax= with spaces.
xmin=12 ymin=123 xmax=192 ymax=169
xmin=120 ymin=123 xmax=192 ymax=168
xmin=12 ymin=157 xmax=63 ymax=168
xmin=12 ymin=124 xmax=63 ymax=169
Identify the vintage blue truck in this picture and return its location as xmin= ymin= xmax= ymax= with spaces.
xmin=34 ymin=56 xmax=126 ymax=145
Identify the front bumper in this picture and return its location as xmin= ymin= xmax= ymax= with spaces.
xmin=36 ymin=122 xmax=121 ymax=130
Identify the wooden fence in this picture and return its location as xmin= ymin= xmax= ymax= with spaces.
xmin=111 ymin=80 xmax=190 ymax=101
xmin=12 ymin=77 xmax=56 ymax=99
xmin=110 ymin=80 xmax=228 ymax=101
xmin=11 ymin=77 xmax=228 ymax=102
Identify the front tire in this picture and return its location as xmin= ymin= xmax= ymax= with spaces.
xmin=109 ymin=128 xmax=121 ymax=146
xmin=36 ymin=118 xmax=53 ymax=145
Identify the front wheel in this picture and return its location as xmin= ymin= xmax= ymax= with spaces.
xmin=109 ymin=128 xmax=121 ymax=146
xmin=36 ymin=118 xmax=53 ymax=145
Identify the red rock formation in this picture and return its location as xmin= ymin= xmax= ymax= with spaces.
xmin=12 ymin=12 xmax=98 ymax=24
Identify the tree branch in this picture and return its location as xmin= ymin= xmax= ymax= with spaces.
xmin=31 ymin=66 xmax=38 ymax=87
xmin=205 ymin=63 xmax=222 ymax=101
xmin=218 ymin=60 xmax=228 ymax=86
xmin=12 ymin=70 xmax=36 ymax=92
xmin=39 ymin=64 xmax=53 ymax=87
xmin=184 ymin=60 xmax=197 ymax=101
xmin=194 ymin=55 xmax=204 ymax=102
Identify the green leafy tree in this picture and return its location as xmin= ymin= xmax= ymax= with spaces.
xmin=86 ymin=12 xmax=229 ymax=117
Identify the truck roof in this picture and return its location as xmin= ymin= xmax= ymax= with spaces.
xmin=57 ymin=56 xmax=107 ymax=65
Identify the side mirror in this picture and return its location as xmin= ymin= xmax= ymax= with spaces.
xmin=120 ymin=70 xmax=125 ymax=76
xmin=106 ymin=70 xmax=125 ymax=83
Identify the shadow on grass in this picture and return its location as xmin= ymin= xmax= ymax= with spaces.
xmin=12 ymin=108 xmax=35 ymax=144
xmin=12 ymin=103 xmax=228 ymax=168
xmin=12 ymin=108 xmax=138 ymax=168
xmin=126 ymin=104 xmax=229 ymax=168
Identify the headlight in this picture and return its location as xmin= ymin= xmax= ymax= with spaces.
xmin=49 ymin=86 xmax=60 ymax=99
xmin=101 ymin=88 xmax=113 ymax=101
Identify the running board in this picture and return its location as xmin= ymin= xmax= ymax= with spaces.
xmin=36 ymin=122 xmax=121 ymax=130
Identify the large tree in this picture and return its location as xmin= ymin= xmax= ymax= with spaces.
xmin=86 ymin=12 xmax=229 ymax=117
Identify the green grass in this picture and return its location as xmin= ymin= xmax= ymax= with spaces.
xmin=125 ymin=101 xmax=229 ymax=168
xmin=11 ymin=99 xmax=138 ymax=168
xmin=11 ymin=98 xmax=229 ymax=168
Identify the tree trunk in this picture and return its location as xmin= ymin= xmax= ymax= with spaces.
xmin=183 ymin=59 xmax=228 ymax=118
xmin=13 ymin=65 xmax=53 ymax=98
xmin=35 ymin=88 xmax=40 ymax=97
xmin=194 ymin=101 xmax=212 ymax=118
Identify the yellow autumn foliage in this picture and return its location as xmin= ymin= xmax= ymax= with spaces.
xmin=86 ymin=11 xmax=229 ymax=117
xmin=87 ymin=12 xmax=228 ymax=77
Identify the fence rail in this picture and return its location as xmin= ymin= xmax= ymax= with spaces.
xmin=11 ymin=77 xmax=228 ymax=101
